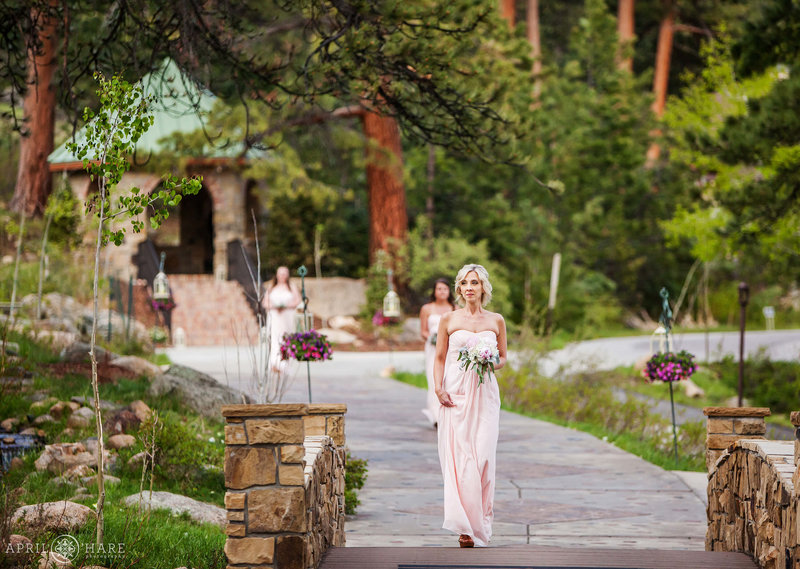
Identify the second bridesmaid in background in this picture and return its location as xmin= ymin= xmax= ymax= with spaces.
xmin=419 ymin=278 xmax=456 ymax=427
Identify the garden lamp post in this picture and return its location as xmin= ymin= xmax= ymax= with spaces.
xmin=298 ymin=265 xmax=312 ymax=403
xmin=738 ymin=282 xmax=750 ymax=407
xmin=659 ymin=287 xmax=679 ymax=465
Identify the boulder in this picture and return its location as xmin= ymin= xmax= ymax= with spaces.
xmin=327 ymin=315 xmax=361 ymax=332
xmin=33 ymin=330 xmax=79 ymax=351
xmin=2 ymin=341 xmax=19 ymax=356
xmin=123 ymin=491 xmax=225 ymax=528
xmin=39 ymin=551 xmax=74 ymax=568
xmin=34 ymin=443 xmax=96 ymax=474
xmin=396 ymin=317 xmax=421 ymax=343
xmin=62 ymin=463 xmax=95 ymax=481
xmin=104 ymin=410 xmax=140 ymax=435
xmin=49 ymin=402 xmax=74 ymax=420
xmin=66 ymin=407 xmax=95 ymax=429
xmin=683 ymin=378 xmax=706 ymax=399
xmin=82 ymin=474 xmax=120 ymax=487
xmin=70 ymin=396 xmax=117 ymax=412
xmin=32 ymin=414 xmax=55 ymax=426
xmin=127 ymin=452 xmax=147 ymax=470
xmin=59 ymin=342 xmax=118 ymax=364
xmin=316 ymin=328 xmax=356 ymax=345
xmin=30 ymin=398 xmax=58 ymax=414
xmin=110 ymin=356 xmax=162 ymax=378
xmin=9 ymin=456 xmax=24 ymax=471
xmin=19 ymin=427 xmax=38 ymax=436
xmin=150 ymin=365 xmax=250 ymax=418
xmin=107 ymin=434 xmax=136 ymax=450
xmin=1 ymin=417 xmax=20 ymax=432
xmin=128 ymin=400 xmax=152 ymax=422
xmin=12 ymin=500 xmax=96 ymax=533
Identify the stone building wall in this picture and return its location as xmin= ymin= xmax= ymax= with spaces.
xmin=222 ymin=403 xmax=347 ymax=569
xmin=706 ymin=409 xmax=800 ymax=569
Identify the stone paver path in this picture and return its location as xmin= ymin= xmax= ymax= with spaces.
xmin=167 ymin=347 xmax=707 ymax=549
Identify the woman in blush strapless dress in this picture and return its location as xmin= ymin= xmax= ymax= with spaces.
xmin=433 ymin=264 xmax=507 ymax=548
xmin=420 ymin=278 xmax=456 ymax=427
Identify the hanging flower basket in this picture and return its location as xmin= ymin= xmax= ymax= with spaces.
xmin=642 ymin=350 xmax=697 ymax=383
xmin=372 ymin=309 xmax=398 ymax=327
xmin=280 ymin=330 xmax=333 ymax=362
xmin=151 ymin=298 xmax=176 ymax=312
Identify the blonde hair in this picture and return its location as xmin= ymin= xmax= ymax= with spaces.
xmin=454 ymin=264 xmax=492 ymax=307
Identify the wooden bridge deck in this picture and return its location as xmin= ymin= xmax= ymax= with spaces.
xmin=319 ymin=546 xmax=757 ymax=569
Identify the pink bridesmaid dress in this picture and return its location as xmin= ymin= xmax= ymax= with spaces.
xmin=437 ymin=329 xmax=501 ymax=547
xmin=422 ymin=313 xmax=443 ymax=426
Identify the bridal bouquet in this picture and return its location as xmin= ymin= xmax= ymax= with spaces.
xmin=429 ymin=332 xmax=438 ymax=346
xmin=457 ymin=336 xmax=500 ymax=385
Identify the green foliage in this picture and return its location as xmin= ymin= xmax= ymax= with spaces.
xmin=44 ymin=179 xmax=82 ymax=249
xmin=150 ymin=412 xmax=224 ymax=498
xmin=400 ymin=217 xmax=511 ymax=315
xmin=67 ymin=72 xmax=202 ymax=247
xmin=344 ymin=450 xmax=368 ymax=515
xmin=712 ymin=353 xmax=800 ymax=416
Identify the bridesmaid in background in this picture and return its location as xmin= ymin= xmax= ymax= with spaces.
xmin=263 ymin=266 xmax=302 ymax=373
xmin=419 ymin=278 xmax=456 ymax=427
xmin=434 ymin=264 xmax=506 ymax=548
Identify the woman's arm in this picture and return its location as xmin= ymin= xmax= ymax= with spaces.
xmin=434 ymin=313 xmax=454 ymax=407
xmin=495 ymin=314 xmax=508 ymax=370
xmin=289 ymin=284 xmax=302 ymax=309
xmin=419 ymin=305 xmax=429 ymax=340
xmin=262 ymin=286 xmax=272 ymax=310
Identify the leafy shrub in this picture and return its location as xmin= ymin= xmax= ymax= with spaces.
xmin=712 ymin=353 xmax=800 ymax=415
xmin=344 ymin=450 xmax=368 ymax=515
xmin=151 ymin=413 xmax=224 ymax=497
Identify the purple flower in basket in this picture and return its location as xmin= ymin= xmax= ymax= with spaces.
xmin=642 ymin=350 xmax=697 ymax=383
xmin=280 ymin=330 xmax=333 ymax=362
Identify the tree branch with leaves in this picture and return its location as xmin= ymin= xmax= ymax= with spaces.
xmin=67 ymin=71 xmax=202 ymax=545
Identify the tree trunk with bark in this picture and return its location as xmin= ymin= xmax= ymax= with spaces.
xmin=647 ymin=2 xmax=675 ymax=164
xmin=361 ymin=110 xmax=408 ymax=263
xmin=10 ymin=5 xmax=58 ymax=216
xmin=526 ymin=0 xmax=542 ymax=100
xmin=500 ymin=0 xmax=515 ymax=28
xmin=617 ymin=0 xmax=635 ymax=72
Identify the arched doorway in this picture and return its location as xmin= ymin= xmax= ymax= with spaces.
xmin=148 ymin=184 xmax=214 ymax=274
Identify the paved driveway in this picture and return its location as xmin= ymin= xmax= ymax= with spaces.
xmin=168 ymin=347 xmax=708 ymax=549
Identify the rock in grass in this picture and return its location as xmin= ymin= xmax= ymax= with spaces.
xmin=1 ymin=417 xmax=20 ymax=431
xmin=33 ymin=414 xmax=55 ymax=426
xmin=35 ymin=443 xmax=96 ymax=474
xmin=66 ymin=407 xmax=94 ymax=429
xmin=149 ymin=364 xmax=250 ymax=418
xmin=128 ymin=400 xmax=152 ymax=422
xmin=110 ymin=355 xmax=162 ymax=379
xmin=12 ymin=500 xmax=95 ymax=532
xmin=123 ymin=491 xmax=225 ymax=528
xmin=107 ymin=434 xmax=136 ymax=450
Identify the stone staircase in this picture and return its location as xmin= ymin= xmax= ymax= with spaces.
xmin=168 ymin=274 xmax=260 ymax=346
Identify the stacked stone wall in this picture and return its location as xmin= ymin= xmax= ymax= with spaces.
xmin=222 ymin=403 xmax=346 ymax=569
xmin=706 ymin=409 xmax=799 ymax=569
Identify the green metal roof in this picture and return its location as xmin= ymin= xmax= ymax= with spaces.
xmin=49 ymin=58 xmax=262 ymax=165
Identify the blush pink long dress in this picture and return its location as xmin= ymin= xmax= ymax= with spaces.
xmin=422 ymin=313 xmax=443 ymax=426
xmin=437 ymin=329 xmax=501 ymax=547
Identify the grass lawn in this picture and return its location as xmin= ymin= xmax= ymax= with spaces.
xmin=391 ymin=369 xmax=705 ymax=472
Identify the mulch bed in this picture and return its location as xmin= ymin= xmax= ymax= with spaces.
xmin=43 ymin=362 xmax=139 ymax=384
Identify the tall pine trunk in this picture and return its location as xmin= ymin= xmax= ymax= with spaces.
xmin=361 ymin=111 xmax=408 ymax=262
xmin=617 ymin=0 xmax=635 ymax=72
xmin=646 ymin=2 xmax=675 ymax=164
xmin=500 ymin=0 xmax=515 ymax=27
xmin=10 ymin=5 xmax=57 ymax=216
xmin=527 ymin=0 xmax=542 ymax=99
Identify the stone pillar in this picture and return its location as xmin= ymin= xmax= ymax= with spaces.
xmin=222 ymin=403 xmax=346 ymax=569
xmin=703 ymin=406 xmax=770 ymax=471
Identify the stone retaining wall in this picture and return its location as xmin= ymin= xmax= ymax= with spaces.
xmin=706 ymin=409 xmax=799 ymax=569
xmin=222 ymin=403 xmax=347 ymax=569
xmin=704 ymin=406 xmax=770 ymax=471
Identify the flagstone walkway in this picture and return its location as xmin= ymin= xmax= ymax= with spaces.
xmin=167 ymin=348 xmax=708 ymax=549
